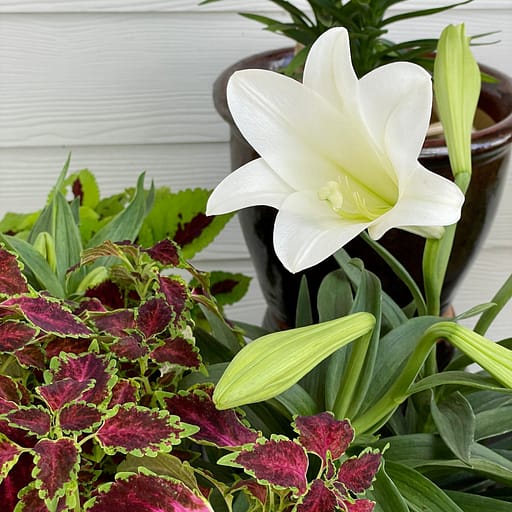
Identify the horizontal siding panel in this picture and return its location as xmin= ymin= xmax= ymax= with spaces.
xmin=0 ymin=0 xmax=508 ymax=13
xmin=0 ymin=11 xmax=511 ymax=147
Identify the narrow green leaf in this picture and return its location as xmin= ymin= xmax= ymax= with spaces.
xmin=87 ymin=173 xmax=150 ymax=248
xmin=1 ymin=234 xmax=66 ymax=298
xmin=368 ymin=463 xmax=409 ymax=512
xmin=271 ymin=383 xmax=319 ymax=418
xmin=317 ymin=269 xmax=353 ymax=322
xmin=474 ymin=274 xmax=512 ymax=336
xmin=446 ymin=490 xmax=512 ymax=511
xmin=386 ymin=461 xmax=464 ymax=512
xmin=475 ymin=406 xmax=512 ymax=441
xmin=430 ymin=391 xmax=475 ymax=464
xmin=295 ymin=275 xmax=313 ymax=328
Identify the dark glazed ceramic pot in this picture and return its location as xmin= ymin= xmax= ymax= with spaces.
xmin=213 ymin=48 xmax=512 ymax=330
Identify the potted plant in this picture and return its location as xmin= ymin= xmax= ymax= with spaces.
xmin=206 ymin=0 xmax=512 ymax=330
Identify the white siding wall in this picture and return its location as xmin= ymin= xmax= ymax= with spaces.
xmin=0 ymin=0 xmax=510 ymax=339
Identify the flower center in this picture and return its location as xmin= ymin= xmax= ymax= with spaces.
xmin=318 ymin=176 xmax=393 ymax=222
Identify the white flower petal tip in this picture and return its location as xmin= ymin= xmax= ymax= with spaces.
xmin=210 ymin=27 xmax=464 ymax=272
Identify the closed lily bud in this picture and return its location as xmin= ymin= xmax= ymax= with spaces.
xmin=213 ymin=312 xmax=375 ymax=410
xmin=33 ymin=231 xmax=57 ymax=272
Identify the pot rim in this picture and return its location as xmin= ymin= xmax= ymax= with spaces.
xmin=213 ymin=47 xmax=512 ymax=158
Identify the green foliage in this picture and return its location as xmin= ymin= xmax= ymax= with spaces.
xmin=202 ymin=0 xmax=475 ymax=76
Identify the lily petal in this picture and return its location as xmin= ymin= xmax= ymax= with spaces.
xmin=274 ymin=192 xmax=370 ymax=273
xmin=368 ymin=165 xmax=465 ymax=240
xmin=303 ymin=27 xmax=358 ymax=114
xmin=206 ymin=158 xmax=293 ymax=215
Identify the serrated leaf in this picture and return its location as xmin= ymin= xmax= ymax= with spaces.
xmin=32 ymin=437 xmax=80 ymax=503
xmin=162 ymin=386 xmax=259 ymax=448
xmin=95 ymin=404 xmax=196 ymax=456
xmin=83 ymin=472 xmax=213 ymax=512
xmin=91 ymin=309 xmax=136 ymax=336
xmin=65 ymin=169 xmax=100 ymax=209
xmin=206 ymin=271 xmax=251 ymax=307
xmin=15 ymin=344 xmax=45 ymax=370
xmin=0 ymin=375 xmax=25 ymax=405
xmin=226 ymin=438 xmax=309 ymax=495
xmin=136 ymin=298 xmax=171 ymax=339
xmin=0 ymin=322 xmax=37 ymax=353
xmin=7 ymin=406 xmax=51 ymax=436
xmin=137 ymin=187 xmax=232 ymax=260
xmin=143 ymin=239 xmax=180 ymax=266
xmin=0 ymin=247 xmax=29 ymax=297
xmin=297 ymin=479 xmax=337 ymax=511
xmin=150 ymin=336 xmax=201 ymax=370
xmin=109 ymin=379 xmax=139 ymax=407
xmin=59 ymin=403 xmax=103 ymax=434
xmin=4 ymin=296 xmax=90 ymax=336
xmin=431 ymin=392 xmax=475 ymax=464
xmin=158 ymin=276 xmax=189 ymax=319
xmin=0 ymin=436 xmax=23 ymax=480
xmin=36 ymin=378 xmax=94 ymax=411
xmin=110 ymin=334 xmax=148 ymax=361
xmin=337 ymin=450 xmax=382 ymax=494
xmin=294 ymin=412 xmax=354 ymax=466
xmin=52 ymin=353 xmax=116 ymax=406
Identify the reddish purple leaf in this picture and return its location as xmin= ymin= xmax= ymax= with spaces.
xmin=337 ymin=452 xmax=382 ymax=494
xmin=33 ymin=438 xmax=79 ymax=501
xmin=174 ymin=213 xmax=213 ymax=248
xmin=0 ymin=375 xmax=23 ymax=404
xmin=164 ymin=387 xmax=258 ymax=447
xmin=232 ymin=479 xmax=268 ymax=505
xmin=0 ymin=248 xmax=29 ymax=296
xmin=295 ymin=413 xmax=354 ymax=465
xmin=343 ymin=499 xmax=375 ymax=512
xmin=37 ymin=378 xmax=93 ymax=410
xmin=0 ymin=437 xmax=22 ymax=477
xmin=85 ymin=473 xmax=212 ymax=512
xmin=74 ymin=297 xmax=107 ymax=315
xmin=235 ymin=439 xmax=309 ymax=495
xmin=110 ymin=334 xmax=148 ymax=360
xmin=0 ymin=398 xmax=18 ymax=415
xmin=110 ymin=379 xmax=138 ymax=407
xmin=0 ymin=452 xmax=34 ymax=512
xmin=7 ymin=407 xmax=51 ymax=436
xmin=85 ymin=281 xmax=124 ymax=310
xmin=0 ymin=321 xmax=37 ymax=352
xmin=14 ymin=344 xmax=45 ymax=369
xmin=137 ymin=298 xmax=171 ymax=338
xmin=59 ymin=403 xmax=103 ymax=433
xmin=45 ymin=337 xmax=92 ymax=359
xmin=159 ymin=276 xmax=188 ymax=318
xmin=53 ymin=353 xmax=113 ymax=405
xmin=3 ymin=297 xmax=90 ymax=336
xmin=150 ymin=336 xmax=201 ymax=369
xmin=92 ymin=309 xmax=135 ymax=336
xmin=96 ymin=405 xmax=184 ymax=455
xmin=297 ymin=480 xmax=337 ymax=512
xmin=144 ymin=239 xmax=180 ymax=266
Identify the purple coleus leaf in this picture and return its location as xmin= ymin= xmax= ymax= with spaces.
xmin=95 ymin=404 xmax=194 ymax=456
xmin=144 ymin=239 xmax=180 ymax=267
xmin=0 ymin=453 xmax=34 ymax=512
xmin=294 ymin=412 xmax=354 ymax=466
xmin=85 ymin=281 xmax=124 ymax=310
xmin=342 ymin=499 xmax=375 ymax=512
xmin=110 ymin=333 xmax=148 ymax=361
xmin=337 ymin=451 xmax=382 ymax=494
xmin=14 ymin=344 xmax=45 ymax=370
xmin=235 ymin=439 xmax=309 ymax=495
xmin=3 ymin=296 xmax=90 ymax=336
xmin=110 ymin=379 xmax=138 ymax=407
xmin=32 ymin=437 xmax=80 ymax=502
xmin=59 ymin=403 xmax=103 ymax=433
xmin=0 ymin=437 xmax=23 ymax=480
xmin=52 ymin=353 xmax=115 ymax=405
xmin=150 ymin=336 xmax=201 ymax=370
xmin=91 ymin=309 xmax=135 ymax=337
xmin=0 ymin=321 xmax=37 ymax=353
xmin=158 ymin=276 xmax=188 ymax=319
xmin=232 ymin=479 xmax=267 ymax=505
xmin=174 ymin=213 xmax=213 ymax=248
xmin=37 ymin=378 xmax=94 ymax=410
xmin=137 ymin=298 xmax=172 ymax=339
xmin=297 ymin=479 xmax=337 ymax=512
xmin=0 ymin=247 xmax=29 ymax=296
xmin=0 ymin=375 xmax=25 ymax=405
xmin=163 ymin=386 xmax=258 ymax=447
xmin=45 ymin=336 xmax=92 ymax=359
xmin=84 ymin=472 xmax=213 ymax=512
xmin=7 ymin=406 xmax=51 ymax=436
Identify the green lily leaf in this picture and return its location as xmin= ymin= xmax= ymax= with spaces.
xmin=475 ymin=405 xmax=512 ymax=441
xmin=386 ymin=461 xmax=464 ymax=512
xmin=446 ymin=490 xmax=512 ymax=511
xmin=368 ymin=462 xmax=409 ymax=512
xmin=430 ymin=391 xmax=475 ymax=464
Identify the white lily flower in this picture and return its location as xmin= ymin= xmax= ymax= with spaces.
xmin=207 ymin=27 xmax=465 ymax=273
